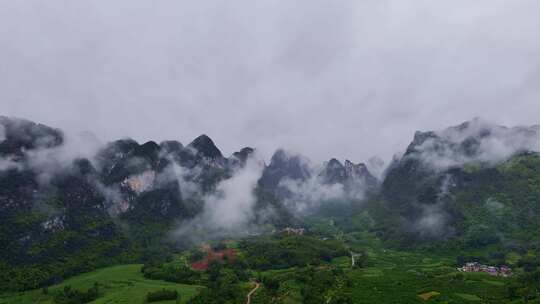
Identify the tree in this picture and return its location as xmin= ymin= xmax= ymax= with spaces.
xmin=262 ymin=276 xmax=280 ymax=291
xmin=146 ymin=289 xmax=178 ymax=302
xmin=330 ymin=294 xmax=354 ymax=304
xmin=352 ymin=251 xmax=368 ymax=268
xmin=508 ymin=271 xmax=540 ymax=303
xmin=188 ymin=249 xmax=205 ymax=263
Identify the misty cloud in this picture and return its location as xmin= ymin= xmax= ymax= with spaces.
xmin=203 ymin=156 xmax=264 ymax=230
xmin=22 ymin=132 xmax=104 ymax=186
xmin=416 ymin=206 xmax=448 ymax=238
xmin=171 ymin=153 xmax=265 ymax=242
xmin=413 ymin=118 xmax=540 ymax=171
xmin=279 ymin=177 xmax=347 ymax=213
xmin=367 ymin=156 xmax=385 ymax=180
xmin=93 ymin=182 xmax=125 ymax=215
xmin=176 ymin=167 xmax=204 ymax=199
xmin=485 ymin=197 xmax=505 ymax=214
xmin=414 ymin=174 xmax=456 ymax=238
xmin=276 ymin=157 xmax=374 ymax=214
xmin=0 ymin=124 xmax=5 ymax=142
xmin=0 ymin=157 xmax=22 ymax=171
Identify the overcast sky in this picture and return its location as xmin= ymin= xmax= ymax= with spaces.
xmin=1 ymin=1 xmax=540 ymax=163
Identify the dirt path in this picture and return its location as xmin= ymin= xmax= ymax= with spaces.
xmin=246 ymin=282 xmax=260 ymax=304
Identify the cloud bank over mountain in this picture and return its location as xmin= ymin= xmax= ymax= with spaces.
xmin=408 ymin=118 xmax=540 ymax=170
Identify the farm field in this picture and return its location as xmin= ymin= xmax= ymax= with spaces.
xmin=251 ymin=245 xmax=519 ymax=304
xmin=0 ymin=233 xmax=536 ymax=304
xmin=0 ymin=264 xmax=202 ymax=304
xmin=338 ymin=248 xmax=513 ymax=303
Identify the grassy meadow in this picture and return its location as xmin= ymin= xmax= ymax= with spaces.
xmin=0 ymin=264 xmax=202 ymax=304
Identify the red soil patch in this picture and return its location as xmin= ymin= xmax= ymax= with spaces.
xmin=191 ymin=248 xmax=237 ymax=271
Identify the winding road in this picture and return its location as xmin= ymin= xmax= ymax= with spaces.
xmin=246 ymin=282 xmax=260 ymax=304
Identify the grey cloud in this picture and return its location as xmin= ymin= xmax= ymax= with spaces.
xmin=415 ymin=174 xmax=456 ymax=238
xmin=0 ymin=124 xmax=5 ymax=142
xmin=164 ymin=163 xmax=202 ymax=200
xmin=277 ymin=156 xmax=372 ymax=214
xmin=21 ymin=132 xmax=104 ymax=186
xmin=202 ymin=156 xmax=264 ymax=230
xmin=171 ymin=154 xmax=265 ymax=242
xmin=1 ymin=1 xmax=540 ymax=164
xmin=485 ymin=198 xmax=504 ymax=215
xmin=0 ymin=157 xmax=22 ymax=171
xmin=413 ymin=118 xmax=540 ymax=170
xmin=279 ymin=177 xmax=347 ymax=214
xmin=367 ymin=156 xmax=385 ymax=180
xmin=93 ymin=182 xmax=124 ymax=216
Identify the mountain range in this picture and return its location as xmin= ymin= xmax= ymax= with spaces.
xmin=1 ymin=115 xmax=540 ymax=291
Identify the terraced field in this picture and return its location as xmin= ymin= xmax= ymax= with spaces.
xmin=342 ymin=249 xmax=514 ymax=303
xmin=0 ymin=235 xmax=532 ymax=304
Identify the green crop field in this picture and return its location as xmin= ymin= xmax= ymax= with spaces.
xmin=234 ymin=228 xmax=535 ymax=304
xmin=0 ymin=264 xmax=202 ymax=304
xmin=1 ymin=245 xmax=536 ymax=304
xmin=339 ymin=249 xmax=516 ymax=304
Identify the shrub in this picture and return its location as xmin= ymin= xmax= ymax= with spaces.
xmin=53 ymin=283 xmax=99 ymax=304
xmin=262 ymin=276 xmax=280 ymax=291
xmin=146 ymin=289 xmax=178 ymax=302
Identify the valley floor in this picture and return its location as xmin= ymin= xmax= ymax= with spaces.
xmin=1 ymin=232 xmax=538 ymax=304
xmin=252 ymin=248 xmax=521 ymax=304
xmin=1 ymin=251 xmax=528 ymax=304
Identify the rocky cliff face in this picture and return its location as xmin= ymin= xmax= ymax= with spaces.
xmin=258 ymin=149 xmax=312 ymax=190
xmin=319 ymin=158 xmax=378 ymax=191
xmin=3 ymin=115 xmax=540 ymax=290
xmin=0 ymin=116 xmax=63 ymax=158
xmin=0 ymin=117 xmax=266 ymax=287
xmin=0 ymin=117 xmax=297 ymax=239
xmin=383 ymin=118 xmax=540 ymax=204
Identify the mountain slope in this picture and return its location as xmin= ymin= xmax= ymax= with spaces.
xmin=0 ymin=117 xmax=295 ymax=291
xmin=368 ymin=119 xmax=540 ymax=250
xmin=3 ymin=116 xmax=540 ymax=292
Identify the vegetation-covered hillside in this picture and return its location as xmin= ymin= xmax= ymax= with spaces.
xmin=2 ymin=117 xmax=540 ymax=303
